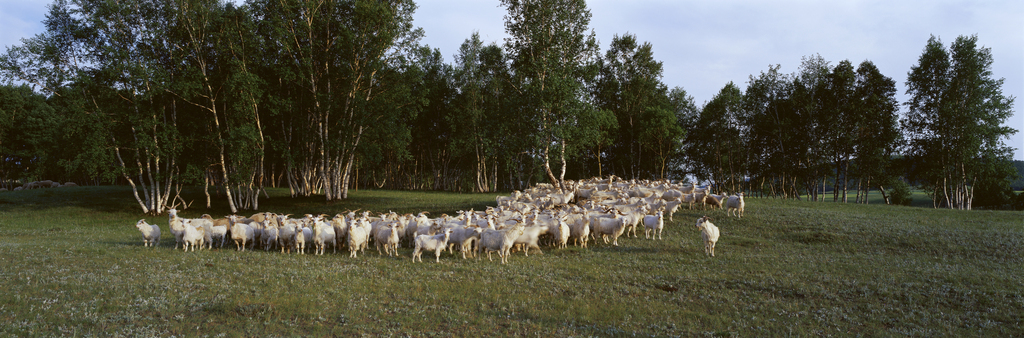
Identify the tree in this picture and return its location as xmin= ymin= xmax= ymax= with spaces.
xmin=904 ymin=35 xmax=1017 ymax=209
xmin=594 ymin=33 xmax=672 ymax=179
xmin=502 ymin=0 xmax=600 ymax=190
xmin=850 ymin=60 xmax=901 ymax=204
xmin=683 ymin=82 xmax=743 ymax=189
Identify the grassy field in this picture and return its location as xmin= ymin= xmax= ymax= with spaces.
xmin=0 ymin=186 xmax=1021 ymax=336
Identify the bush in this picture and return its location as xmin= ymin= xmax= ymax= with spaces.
xmin=1012 ymin=191 xmax=1024 ymax=211
xmin=889 ymin=179 xmax=913 ymax=206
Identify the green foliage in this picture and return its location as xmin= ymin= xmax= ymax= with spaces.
xmin=1012 ymin=191 xmax=1024 ymax=210
xmin=903 ymin=35 xmax=1017 ymax=209
xmin=683 ymin=82 xmax=745 ymax=189
xmin=0 ymin=84 xmax=57 ymax=184
xmin=502 ymin=0 xmax=601 ymax=186
xmin=889 ymin=179 xmax=914 ymax=206
xmin=1010 ymin=160 xmax=1024 ymax=190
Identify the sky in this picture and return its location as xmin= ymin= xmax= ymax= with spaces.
xmin=2 ymin=0 xmax=1022 ymax=160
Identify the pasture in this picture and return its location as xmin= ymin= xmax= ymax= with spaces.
xmin=0 ymin=186 xmax=1021 ymax=336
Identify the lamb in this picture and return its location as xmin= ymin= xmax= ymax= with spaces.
xmin=643 ymin=209 xmax=665 ymax=240
xmin=478 ymin=222 xmax=525 ymax=264
xmin=181 ymin=219 xmax=206 ymax=252
xmin=412 ymin=228 xmax=453 ymax=263
xmin=695 ymin=216 xmax=720 ymax=257
xmin=231 ymin=220 xmax=255 ymax=251
xmin=294 ymin=221 xmax=308 ymax=254
xmin=134 ymin=219 xmax=161 ymax=247
xmin=62 ymin=182 xmax=79 ymax=187
xmin=726 ymin=192 xmax=745 ymax=218
xmin=347 ymin=218 xmax=370 ymax=258
xmin=313 ymin=217 xmax=336 ymax=255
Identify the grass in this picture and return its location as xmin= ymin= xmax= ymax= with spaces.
xmin=0 ymin=186 xmax=1022 ymax=336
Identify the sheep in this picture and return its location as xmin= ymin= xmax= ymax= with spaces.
xmin=553 ymin=215 xmax=571 ymax=249
xmin=298 ymin=224 xmax=313 ymax=254
xmin=134 ymin=219 xmax=161 ymax=247
xmin=643 ymin=209 xmax=665 ymax=240
xmin=181 ymin=219 xmax=206 ymax=252
xmin=726 ymin=192 xmax=745 ymax=218
xmin=705 ymin=194 xmax=725 ymax=210
xmin=294 ymin=221 xmax=308 ymax=254
xmin=512 ymin=226 xmax=548 ymax=256
xmin=313 ymin=217 xmax=336 ymax=255
xmin=374 ymin=223 xmax=400 ymax=257
xmin=695 ymin=216 xmax=720 ymax=257
xmin=347 ymin=218 xmax=371 ymax=258
xmin=168 ymin=209 xmax=186 ymax=249
xmin=231 ymin=221 xmax=255 ymax=251
xmin=619 ymin=205 xmax=649 ymax=238
xmin=63 ymin=182 xmax=78 ymax=187
xmin=277 ymin=217 xmax=299 ymax=254
xmin=478 ymin=222 xmax=525 ymax=264
xmin=262 ymin=221 xmax=279 ymax=251
xmin=592 ymin=211 xmax=627 ymax=246
xmin=198 ymin=217 xmax=229 ymax=249
xmin=564 ymin=213 xmax=590 ymax=248
xmin=331 ymin=214 xmax=349 ymax=250
xmin=447 ymin=226 xmax=483 ymax=259
xmin=684 ymin=192 xmax=706 ymax=210
xmin=412 ymin=228 xmax=454 ymax=263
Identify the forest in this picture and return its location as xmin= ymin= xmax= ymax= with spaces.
xmin=0 ymin=0 xmax=1019 ymax=213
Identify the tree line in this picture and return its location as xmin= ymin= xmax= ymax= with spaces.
xmin=0 ymin=0 xmax=1018 ymax=213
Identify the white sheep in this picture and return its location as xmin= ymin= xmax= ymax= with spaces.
xmin=181 ymin=219 xmax=206 ymax=252
xmin=512 ymin=226 xmax=548 ymax=256
xmin=726 ymin=192 xmax=745 ymax=218
xmin=478 ymin=222 xmax=526 ymax=264
xmin=134 ymin=219 xmax=161 ymax=247
xmin=231 ymin=221 xmax=255 ymax=251
xmin=564 ymin=213 xmax=590 ymax=248
xmin=412 ymin=228 xmax=453 ymax=263
xmin=592 ymin=211 xmax=627 ymax=246
xmin=347 ymin=218 xmax=370 ymax=258
xmin=447 ymin=226 xmax=483 ymax=259
xmin=553 ymin=215 xmax=571 ymax=249
xmin=643 ymin=209 xmax=664 ymax=240
xmin=168 ymin=209 xmax=186 ymax=250
xmin=374 ymin=223 xmax=400 ymax=257
xmin=695 ymin=216 xmax=720 ymax=257
xmin=313 ymin=217 xmax=336 ymax=255
xmin=263 ymin=221 xmax=279 ymax=251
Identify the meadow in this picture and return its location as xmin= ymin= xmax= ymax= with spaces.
xmin=0 ymin=186 xmax=1021 ymax=336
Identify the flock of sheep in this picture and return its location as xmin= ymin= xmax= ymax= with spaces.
xmin=0 ymin=180 xmax=79 ymax=191
xmin=133 ymin=176 xmax=746 ymax=262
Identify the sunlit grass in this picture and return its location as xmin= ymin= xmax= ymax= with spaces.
xmin=0 ymin=186 xmax=1021 ymax=335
